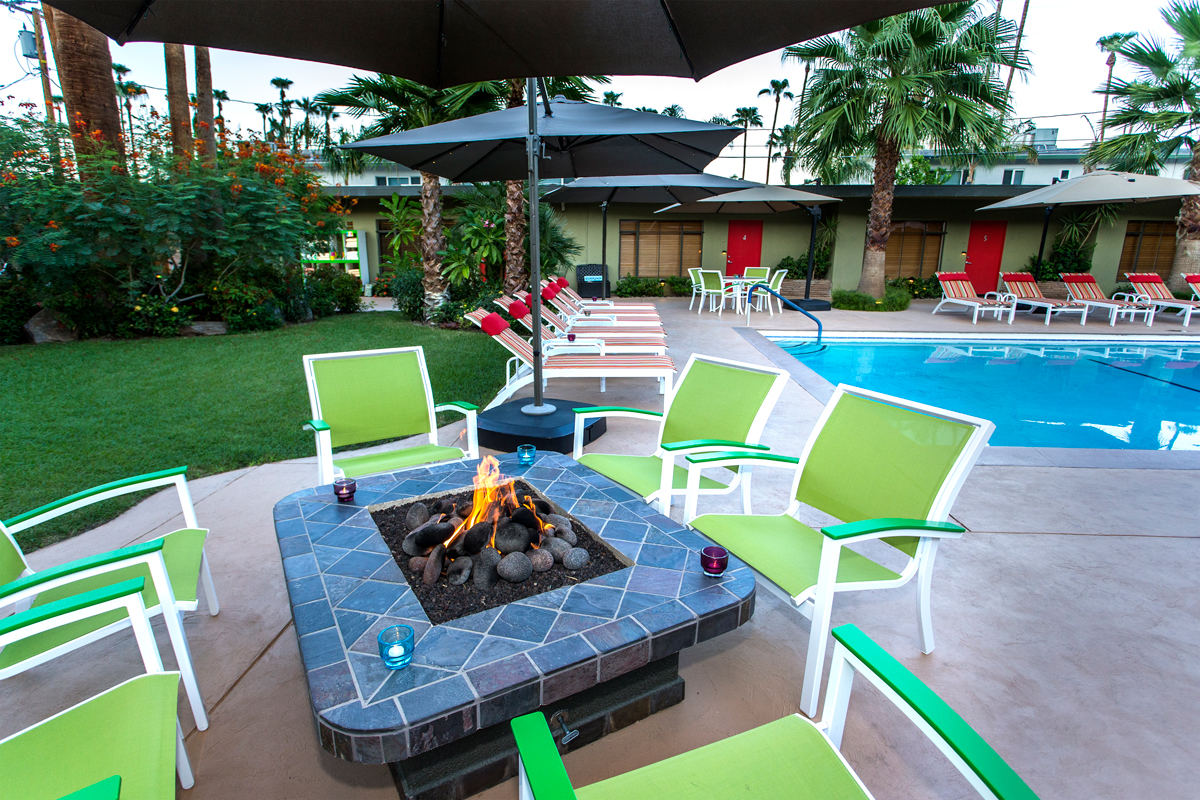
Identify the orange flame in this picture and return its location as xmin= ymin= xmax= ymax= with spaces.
xmin=442 ymin=456 xmax=520 ymax=549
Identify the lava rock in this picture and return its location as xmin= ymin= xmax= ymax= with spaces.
xmin=423 ymin=545 xmax=445 ymax=585
xmin=408 ymin=556 xmax=428 ymax=573
xmin=432 ymin=498 xmax=457 ymax=516
xmin=448 ymin=515 xmax=464 ymax=531
xmin=556 ymin=526 xmax=578 ymax=547
xmin=563 ymin=548 xmax=591 ymax=571
xmin=447 ymin=557 xmax=473 ymax=585
xmin=456 ymin=501 xmax=473 ymax=519
xmin=449 ymin=521 xmax=492 ymax=557
xmin=533 ymin=499 xmax=555 ymax=517
xmin=405 ymin=502 xmax=430 ymax=530
xmin=473 ymin=547 xmax=502 ymax=591
xmin=529 ymin=548 xmax=554 ymax=573
xmin=402 ymin=531 xmax=433 ymax=558
xmin=542 ymin=537 xmax=572 ymax=563
xmin=510 ymin=506 xmax=540 ymax=531
xmin=415 ymin=522 xmax=455 ymax=549
xmin=495 ymin=523 xmax=534 ymax=555
xmin=545 ymin=514 xmax=571 ymax=531
xmin=498 ymin=552 xmax=533 ymax=583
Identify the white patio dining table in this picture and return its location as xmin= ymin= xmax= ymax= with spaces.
xmin=721 ymin=275 xmax=768 ymax=313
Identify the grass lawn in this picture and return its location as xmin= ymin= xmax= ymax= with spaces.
xmin=0 ymin=312 xmax=509 ymax=552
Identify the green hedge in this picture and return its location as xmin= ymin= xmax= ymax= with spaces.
xmin=831 ymin=286 xmax=912 ymax=311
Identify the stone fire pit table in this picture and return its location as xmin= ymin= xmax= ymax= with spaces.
xmin=272 ymin=451 xmax=755 ymax=770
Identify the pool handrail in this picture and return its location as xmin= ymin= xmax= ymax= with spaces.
xmin=744 ymin=282 xmax=823 ymax=343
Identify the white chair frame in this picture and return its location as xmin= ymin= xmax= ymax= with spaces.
xmin=683 ymin=384 xmax=994 ymax=716
xmin=302 ymin=346 xmax=480 ymax=486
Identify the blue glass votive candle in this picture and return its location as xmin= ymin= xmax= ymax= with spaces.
xmin=517 ymin=444 xmax=536 ymax=466
xmin=333 ymin=478 xmax=356 ymax=503
xmin=378 ymin=624 xmax=414 ymax=670
xmin=701 ymin=546 xmax=729 ymax=578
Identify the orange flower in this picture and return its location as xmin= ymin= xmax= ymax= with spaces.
xmin=45 ymin=220 xmax=58 ymax=229
xmin=4 ymin=236 xmax=19 ymax=247
xmin=49 ymin=243 xmax=60 ymax=252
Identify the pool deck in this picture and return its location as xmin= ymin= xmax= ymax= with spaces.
xmin=2 ymin=297 xmax=1197 ymax=800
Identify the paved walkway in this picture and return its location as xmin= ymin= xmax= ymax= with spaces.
xmin=2 ymin=298 xmax=1196 ymax=799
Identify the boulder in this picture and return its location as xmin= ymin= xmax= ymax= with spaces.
xmin=405 ymin=503 xmax=430 ymax=530
xmin=563 ymin=548 xmax=591 ymax=571
xmin=447 ymin=557 xmax=472 ymax=585
xmin=473 ymin=548 xmax=502 ymax=591
xmin=542 ymin=537 xmax=572 ymax=564
xmin=529 ymin=548 xmax=554 ymax=573
xmin=178 ymin=321 xmax=228 ymax=337
xmin=498 ymin=552 xmax=533 ymax=583
xmin=423 ymin=545 xmax=445 ymax=585
xmin=494 ymin=522 xmax=534 ymax=555
xmin=23 ymin=309 xmax=75 ymax=344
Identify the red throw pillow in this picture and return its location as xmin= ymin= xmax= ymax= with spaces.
xmin=479 ymin=312 xmax=509 ymax=336
xmin=556 ymin=277 xmax=569 ymax=288
xmin=541 ymin=286 xmax=558 ymax=302
xmin=508 ymin=300 xmax=530 ymax=319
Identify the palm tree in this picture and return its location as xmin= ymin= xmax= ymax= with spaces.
xmin=212 ymin=89 xmax=229 ymax=134
xmin=163 ymin=43 xmax=192 ymax=157
xmin=602 ymin=91 xmax=623 ymax=107
xmin=116 ymin=78 xmax=147 ymax=173
xmin=769 ymin=123 xmax=801 ymax=185
xmin=786 ymin=3 xmax=1026 ymax=297
xmin=254 ymin=103 xmax=274 ymax=139
xmin=634 ymin=106 xmax=659 ymax=114
xmin=295 ymin=97 xmax=321 ymax=148
xmin=271 ymin=77 xmax=293 ymax=139
xmin=708 ymin=114 xmax=734 ymax=126
xmin=317 ymin=75 xmax=506 ymax=316
xmin=758 ymin=79 xmax=793 ymax=183
xmin=1096 ymin=32 xmax=1138 ymax=144
xmin=1086 ymin=2 xmax=1200 ymax=290
xmin=661 ymin=104 xmax=685 ymax=118
xmin=193 ymin=46 xmax=217 ymax=159
xmin=1005 ymin=0 xmax=1031 ymax=98
xmin=111 ymin=62 xmax=131 ymax=144
xmin=315 ymin=102 xmax=338 ymax=147
xmin=42 ymin=5 xmax=125 ymax=162
xmin=731 ymin=107 xmax=762 ymax=179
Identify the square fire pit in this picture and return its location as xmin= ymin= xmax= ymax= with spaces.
xmin=272 ymin=452 xmax=755 ymax=792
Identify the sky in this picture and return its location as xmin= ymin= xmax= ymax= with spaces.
xmin=0 ymin=1 xmax=1178 ymax=183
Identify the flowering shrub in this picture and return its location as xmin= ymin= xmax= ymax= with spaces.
xmin=207 ymin=280 xmax=282 ymax=333
xmin=887 ymin=275 xmax=940 ymax=299
xmin=127 ymin=293 xmax=190 ymax=337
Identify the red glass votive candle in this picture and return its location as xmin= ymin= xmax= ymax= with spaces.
xmin=334 ymin=478 xmax=356 ymax=503
xmin=701 ymin=546 xmax=728 ymax=577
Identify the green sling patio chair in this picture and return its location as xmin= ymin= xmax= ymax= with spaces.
xmin=302 ymin=346 xmax=480 ymax=486
xmin=0 ymin=578 xmax=193 ymax=793
xmin=686 ymin=267 xmax=703 ymax=310
xmin=742 ymin=266 xmax=771 ymax=282
xmin=511 ymin=623 xmax=1040 ymax=800
xmin=0 ymin=466 xmax=216 ymax=732
xmin=573 ymin=354 xmax=790 ymax=517
xmin=683 ymin=384 xmax=993 ymax=716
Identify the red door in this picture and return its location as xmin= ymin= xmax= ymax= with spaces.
xmin=726 ymin=220 xmax=764 ymax=276
xmin=965 ymin=221 xmax=1007 ymax=295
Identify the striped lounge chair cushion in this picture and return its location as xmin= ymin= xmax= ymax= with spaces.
xmin=544 ymin=353 xmax=676 ymax=369
xmin=1001 ymin=273 xmax=1075 ymax=306
xmin=935 ymin=273 xmax=1004 ymax=305
xmin=1126 ymin=273 xmax=1200 ymax=306
xmin=1061 ymin=274 xmax=1144 ymax=307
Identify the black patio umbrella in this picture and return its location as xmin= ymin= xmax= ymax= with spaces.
xmin=544 ymin=175 xmax=759 ymax=273
xmin=46 ymin=1 xmax=935 ymax=88
xmin=347 ymin=97 xmax=739 ymax=413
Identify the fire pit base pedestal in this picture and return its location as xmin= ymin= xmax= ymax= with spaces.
xmin=389 ymin=654 xmax=684 ymax=800
xmin=476 ymin=397 xmax=608 ymax=454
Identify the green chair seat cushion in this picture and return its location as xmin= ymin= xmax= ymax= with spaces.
xmin=0 ymin=673 xmax=178 ymax=800
xmin=0 ymin=528 xmax=206 ymax=669
xmin=334 ymin=444 xmax=465 ymax=479
xmin=578 ymin=454 xmax=727 ymax=499
xmin=690 ymin=514 xmax=898 ymax=598
xmin=575 ymin=715 xmax=868 ymax=800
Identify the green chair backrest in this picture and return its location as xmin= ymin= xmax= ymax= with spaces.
xmin=698 ymin=270 xmax=723 ymax=291
xmin=0 ymin=524 xmax=29 ymax=587
xmin=797 ymin=393 xmax=976 ymax=556
xmin=661 ymin=358 xmax=781 ymax=447
xmin=0 ymin=673 xmax=179 ymax=800
xmin=310 ymin=349 xmax=434 ymax=449
xmin=687 ymin=267 xmax=702 ymax=287
xmin=769 ymin=270 xmax=786 ymax=290
xmin=744 ymin=267 xmax=770 ymax=281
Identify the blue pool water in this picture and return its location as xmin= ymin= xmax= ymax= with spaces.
xmin=773 ymin=337 xmax=1200 ymax=450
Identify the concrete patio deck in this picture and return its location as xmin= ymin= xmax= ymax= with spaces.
xmin=3 ymin=298 xmax=1196 ymax=800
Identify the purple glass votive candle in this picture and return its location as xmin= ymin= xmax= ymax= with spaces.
xmin=567 ymin=333 xmax=576 ymax=342
xmin=701 ymin=546 xmax=729 ymax=578
xmin=334 ymin=478 xmax=356 ymax=503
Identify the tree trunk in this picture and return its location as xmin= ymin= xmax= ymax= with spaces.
xmin=193 ymin=46 xmax=217 ymax=160
xmin=420 ymin=171 xmax=448 ymax=317
xmin=858 ymin=133 xmax=902 ymax=298
xmin=164 ymin=44 xmax=193 ymax=159
xmin=42 ymin=5 xmax=124 ymax=163
xmin=504 ymin=79 xmax=528 ymax=292
xmin=766 ymin=97 xmax=780 ymax=184
xmin=741 ymin=125 xmax=749 ymax=179
xmin=1005 ymin=0 xmax=1031 ymax=98
xmin=1169 ymin=149 xmax=1200 ymax=292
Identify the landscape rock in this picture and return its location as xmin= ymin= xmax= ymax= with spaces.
xmin=405 ymin=503 xmax=430 ymax=530
xmin=497 ymin=551 xmax=533 ymax=583
xmin=542 ymin=537 xmax=572 ymax=563
xmin=178 ymin=321 xmax=228 ymax=337
xmin=529 ymin=548 xmax=554 ymax=573
xmin=402 ymin=531 xmax=433 ymax=557
xmin=23 ymin=309 xmax=76 ymax=344
xmin=423 ymin=545 xmax=445 ymax=585
xmin=433 ymin=498 xmax=457 ymax=516
xmin=511 ymin=507 xmax=540 ymax=531
xmin=473 ymin=548 xmax=502 ymax=591
xmin=556 ymin=526 xmax=578 ymax=547
xmin=494 ymin=522 xmax=534 ymax=555
xmin=545 ymin=514 xmax=571 ymax=531
xmin=533 ymin=499 xmax=555 ymax=517
xmin=563 ymin=548 xmax=591 ymax=571
xmin=447 ymin=557 xmax=472 ymax=585
xmin=449 ymin=521 xmax=491 ymax=557
xmin=414 ymin=522 xmax=454 ymax=549
xmin=408 ymin=556 xmax=428 ymax=573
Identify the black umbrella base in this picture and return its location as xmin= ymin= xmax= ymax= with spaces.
xmin=477 ymin=398 xmax=607 ymax=454
xmin=786 ymin=298 xmax=832 ymax=312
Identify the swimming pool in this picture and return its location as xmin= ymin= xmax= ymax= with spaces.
xmin=769 ymin=335 xmax=1200 ymax=450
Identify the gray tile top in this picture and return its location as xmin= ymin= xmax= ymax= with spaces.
xmin=273 ymin=452 xmax=754 ymax=764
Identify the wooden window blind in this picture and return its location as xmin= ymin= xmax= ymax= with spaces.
xmin=884 ymin=221 xmax=946 ymax=279
xmin=1119 ymin=221 xmax=1177 ymax=279
xmin=619 ymin=220 xmax=704 ymax=277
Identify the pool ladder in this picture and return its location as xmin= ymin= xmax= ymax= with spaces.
xmin=744 ymin=282 xmax=826 ymax=356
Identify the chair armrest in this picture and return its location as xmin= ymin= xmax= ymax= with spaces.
xmin=303 ymin=419 xmax=331 ymax=432
xmin=1111 ymin=292 xmax=1142 ymax=302
xmin=3 ymin=467 xmax=189 ymax=534
xmin=544 ymin=339 xmax=604 ymax=356
xmin=821 ymin=517 xmax=965 ymax=542
xmin=662 ymin=439 xmax=769 ymax=453
xmin=0 ymin=578 xmax=146 ymax=638
xmin=829 ymin=624 xmax=1040 ymax=800
xmin=574 ymin=406 xmax=662 ymax=419
xmin=684 ymin=450 xmax=798 ymax=468
xmin=434 ymin=401 xmax=480 ymax=414
xmin=0 ymin=539 xmax=165 ymax=603
xmin=511 ymin=713 xmax=578 ymax=800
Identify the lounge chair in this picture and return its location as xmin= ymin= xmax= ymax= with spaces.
xmin=1061 ymin=273 xmax=1155 ymax=326
xmin=573 ymin=354 xmax=789 ymax=516
xmin=494 ymin=295 xmax=666 ymax=340
xmin=512 ymin=623 xmax=1041 ymax=800
xmin=0 ymin=578 xmax=195 ymax=789
xmin=0 ymin=466 xmax=217 ymax=732
xmin=302 ymin=346 xmax=480 ymax=486
xmin=518 ymin=289 xmax=663 ymax=329
xmin=1000 ymin=272 xmax=1086 ymax=324
xmin=499 ymin=298 xmax=667 ymax=355
xmin=548 ymin=277 xmax=659 ymax=312
xmin=466 ymin=309 xmax=676 ymax=407
xmin=1125 ymin=272 xmax=1197 ymax=327
xmin=933 ymin=272 xmax=1016 ymax=323
xmin=1187 ymin=274 xmax=1200 ymax=300
xmin=542 ymin=284 xmax=662 ymax=324
xmin=683 ymin=384 xmax=993 ymax=715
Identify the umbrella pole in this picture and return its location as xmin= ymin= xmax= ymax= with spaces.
xmin=1035 ymin=204 xmax=1057 ymax=273
xmin=523 ymin=77 xmax=554 ymax=416
xmin=804 ymin=205 xmax=822 ymax=299
xmin=600 ymin=201 xmax=608 ymax=294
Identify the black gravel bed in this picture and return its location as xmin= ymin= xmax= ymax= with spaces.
xmin=371 ymin=481 xmax=626 ymax=625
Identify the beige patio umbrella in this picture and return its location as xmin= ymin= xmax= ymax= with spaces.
xmin=977 ymin=170 xmax=1200 ymax=269
xmin=659 ymin=186 xmax=840 ymax=308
